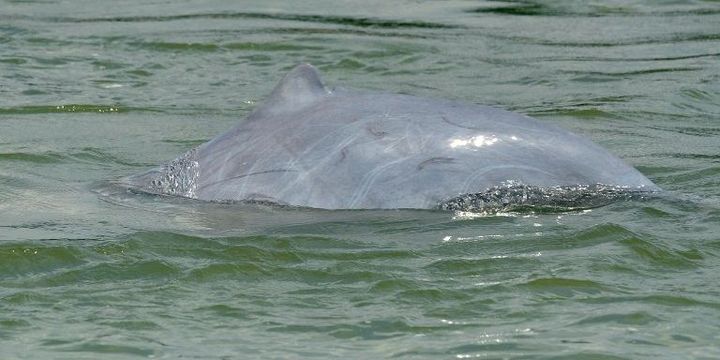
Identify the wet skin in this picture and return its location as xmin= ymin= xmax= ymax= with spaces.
xmin=125 ymin=64 xmax=658 ymax=209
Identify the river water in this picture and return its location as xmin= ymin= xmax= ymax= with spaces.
xmin=1 ymin=0 xmax=719 ymax=358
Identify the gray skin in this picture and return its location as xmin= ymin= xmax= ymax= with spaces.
xmin=125 ymin=64 xmax=659 ymax=209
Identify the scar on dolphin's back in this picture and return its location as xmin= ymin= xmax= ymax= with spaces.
xmin=366 ymin=122 xmax=389 ymax=138
xmin=417 ymin=157 xmax=456 ymax=170
xmin=199 ymin=169 xmax=297 ymax=190
xmin=337 ymin=146 xmax=349 ymax=164
xmin=441 ymin=115 xmax=482 ymax=130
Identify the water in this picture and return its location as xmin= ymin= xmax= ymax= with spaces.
xmin=1 ymin=0 xmax=719 ymax=358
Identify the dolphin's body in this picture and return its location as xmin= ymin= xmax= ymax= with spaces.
xmin=125 ymin=64 xmax=658 ymax=210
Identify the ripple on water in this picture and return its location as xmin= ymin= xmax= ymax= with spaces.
xmin=0 ymin=104 xmax=122 ymax=114
xmin=521 ymin=277 xmax=607 ymax=296
xmin=0 ymin=152 xmax=64 ymax=164
xmin=470 ymin=2 xmax=720 ymax=17
xmin=53 ymin=12 xmax=456 ymax=29
xmin=0 ymin=0 xmax=719 ymax=358
xmin=52 ymin=342 xmax=155 ymax=357
xmin=33 ymin=260 xmax=181 ymax=287
xmin=424 ymin=256 xmax=537 ymax=277
xmin=267 ymin=317 xmax=435 ymax=340
xmin=619 ymin=234 xmax=701 ymax=269
xmin=0 ymin=245 xmax=85 ymax=280
xmin=193 ymin=304 xmax=253 ymax=320
xmin=580 ymin=294 xmax=720 ymax=310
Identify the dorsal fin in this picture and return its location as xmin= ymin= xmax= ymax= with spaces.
xmin=261 ymin=64 xmax=330 ymax=114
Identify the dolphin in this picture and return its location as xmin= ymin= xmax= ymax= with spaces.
xmin=124 ymin=64 xmax=659 ymax=211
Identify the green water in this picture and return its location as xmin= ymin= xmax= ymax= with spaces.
xmin=1 ymin=0 xmax=720 ymax=358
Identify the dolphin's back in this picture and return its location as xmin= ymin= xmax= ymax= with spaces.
xmin=126 ymin=64 xmax=658 ymax=210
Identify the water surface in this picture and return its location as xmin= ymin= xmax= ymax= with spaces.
xmin=1 ymin=0 xmax=719 ymax=358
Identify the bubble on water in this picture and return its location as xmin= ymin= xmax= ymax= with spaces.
xmin=149 ymin=149 xmax=200 ymax=199
xmin=440 ymin=183 xmax=657 ymax=213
